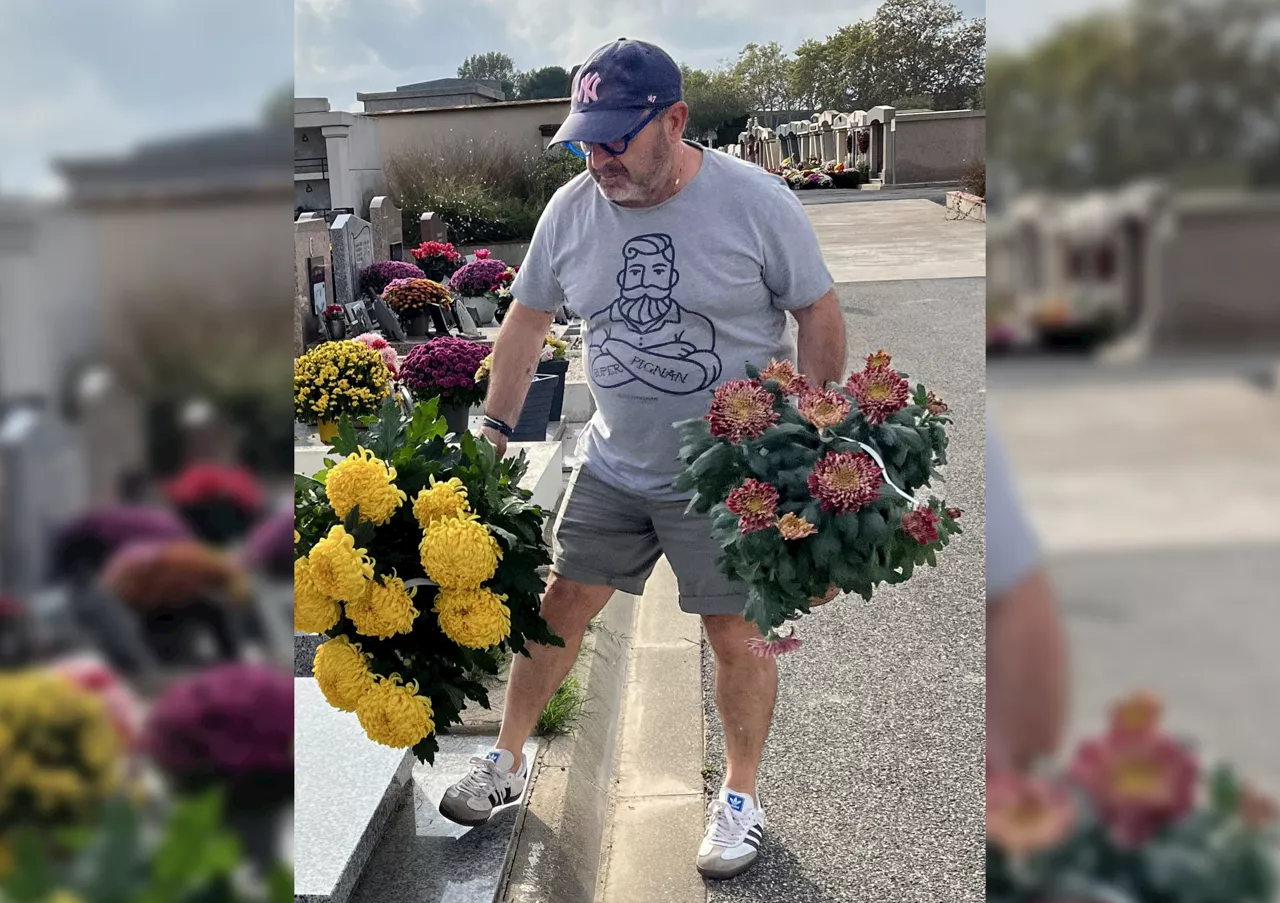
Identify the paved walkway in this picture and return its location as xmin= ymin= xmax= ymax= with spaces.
xmin=803 ymin=196 xmax=985 ymax=283
xmin=988 ymin=366 xmax=1280 ymax=796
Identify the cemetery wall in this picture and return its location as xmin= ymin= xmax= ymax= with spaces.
xmin=372 ymin=98 xmax=571 ymax=163
xmin=1157 ymin=194 xmax=1280 ymax=347
xmin=892 ymin=109 xmax=985 ymax=185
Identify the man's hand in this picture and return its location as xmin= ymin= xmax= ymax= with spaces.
xmin=481 ymin=426 xmax=508 ymax=458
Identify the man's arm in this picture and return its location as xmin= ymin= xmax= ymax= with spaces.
xmin=987 ymin=567 xmax=1068 ymax=773
xmin=482 ymin=301 xmax=555 ymax=454
xmin=791 ymin=288 xmax=846 ymax=386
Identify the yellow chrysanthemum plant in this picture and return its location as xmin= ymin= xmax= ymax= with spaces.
xmin=294 ymin=339 xmax=393 ymax=429
xmin=295 ymin=397 xmax=562 ymax=763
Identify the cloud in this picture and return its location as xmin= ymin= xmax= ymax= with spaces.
xmin=0 ymin=0 xmax=291 ymax=196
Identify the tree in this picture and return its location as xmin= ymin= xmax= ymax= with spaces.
xmin=732 ymin=42 xmax=794 ymax=112
xmin=516 ymin=66 xmax=572 ymax=100
xmin=988 ymin=0 xmax=1280 ymax=192
xmin=681 ymin=65 xmax=753 ymax=143
xmin=867 ymin=0 xmax=985 ymax=109
xmin=458 ymin=52 xmax=519 ymax=99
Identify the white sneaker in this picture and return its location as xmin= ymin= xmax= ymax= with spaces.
xmin=696 ymin=788 xmax=765 ymax=879
xmin=438 ymin=749 xmax=528 ymax=826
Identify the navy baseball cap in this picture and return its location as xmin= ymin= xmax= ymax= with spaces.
xmin=551 ymin=38 xmax=683 ymax=148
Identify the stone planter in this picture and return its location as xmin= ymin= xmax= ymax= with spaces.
xmin=536 ymin=358 xmax=569 ymax=421
xmin=463 ymin=294 xmax=500 ymax=326
xmin=510 ymin=373 xmax=557 ymax=442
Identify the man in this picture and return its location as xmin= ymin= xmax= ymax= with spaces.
xmin=438 ymin=38 xmax=847 ymax=880
xmin=985 ymin=412 xmax=1068 ymax=773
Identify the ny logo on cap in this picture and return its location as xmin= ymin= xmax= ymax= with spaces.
xmin=577 ymin=71 xmax=601 ymax=104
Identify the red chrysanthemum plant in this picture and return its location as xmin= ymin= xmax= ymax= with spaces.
xmin=675 ymin=351 xmax=962 ymax=658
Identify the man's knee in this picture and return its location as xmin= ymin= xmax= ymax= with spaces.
xmin=703 ymin=614 xmax=768 ymax=665
xmin=541 ymin=574 xmax=612 ymax=635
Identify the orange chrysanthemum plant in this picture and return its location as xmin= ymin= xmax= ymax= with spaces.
xmin=674 ymin=351 xmax=960 ymax=655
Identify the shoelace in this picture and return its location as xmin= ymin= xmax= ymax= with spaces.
xmin=456 ymin=756 xmax=504 ymax=797
xmin=707 ymin=799 xmax=754 ymax=848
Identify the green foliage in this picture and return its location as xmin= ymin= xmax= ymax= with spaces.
xmin=457 ymin=51 xmax=519 ymax=99
xmin=516 ymin=66 xmax=572 ymax=100
xmin=536 ymin=674 xmax=587 ymax=737
xmin=988 ymin=0 xmax=1280 ymax=192
xmin=675 ymin=360 xmax=959 ymax=637
xmin=387 ymin=140 xmax=585 ymax=244
xmin=295 ymin=402 xmax=562 ymax=764
xmin=0 ymin=791 xmax=290 ymax=903
xmin=681 ymin=65 xmax=753 ymax=142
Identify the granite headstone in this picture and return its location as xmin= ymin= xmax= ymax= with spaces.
xmin=369 ymin=197 xmax=403 ymax=263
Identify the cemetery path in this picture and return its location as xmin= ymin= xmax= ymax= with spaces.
xmin=701 ymin=278 xmax=986 ymax=903
xmin=988 ymin=370 xmax=1280 ymax=799
xmin=803 ymin=197 xmax=985 ymax=283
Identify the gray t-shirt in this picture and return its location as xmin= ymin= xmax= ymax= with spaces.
xmin=512 ymin=146 xmax=834 ymax=499
xmin=985 ymin=411 xmax=1042 ymax=599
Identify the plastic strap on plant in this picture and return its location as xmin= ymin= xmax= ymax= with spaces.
xmin=850 ymin=440 xmax=919 ymax=506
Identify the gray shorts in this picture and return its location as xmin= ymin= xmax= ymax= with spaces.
xmin=552 ymin=466 xmax=748 ymax=616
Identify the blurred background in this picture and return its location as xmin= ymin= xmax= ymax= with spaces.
xmin=0 ymin=1 xmax=295 ymax=898
xmin=984 ymin=0 xmax=1280 ymax=838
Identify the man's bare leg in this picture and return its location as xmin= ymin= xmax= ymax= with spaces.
xmin=703 ymin=614 xmax=778 ymax=799
xmin=494 ymin=573 xmax=615 ymax=770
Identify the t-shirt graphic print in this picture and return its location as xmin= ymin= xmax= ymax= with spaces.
xmin=589 ymin=233 xmax=723 ymax=396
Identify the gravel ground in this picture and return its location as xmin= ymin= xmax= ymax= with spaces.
xmin=702 ymin=278 xmax=987 ymax=902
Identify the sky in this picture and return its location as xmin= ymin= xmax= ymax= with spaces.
xmin=295 ymin=0 xmax=988 ymax=110
xmin=1 ymin=0 xmax=1123 ymax=198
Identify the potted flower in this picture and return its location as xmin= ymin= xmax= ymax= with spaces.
xmin=294 ymin=339 xmax=393 ymax=442
xmin=397 ymin=336 xmax=491 ymax=435
xmin=474 ymin=352 xmax=558 ymax=442
xmin=537 ymin=334 xmax=570 ymax=421
xmin=351 ymin=331 xmax=401 ymax=378
xmin=163 ymin=462 xmax=265 ymax=545
xmin=382 ymin=277 xmax=453 ymax=337
xmin=448 ymin=251 xmax=509 ymax=326
xmin=360 ymin=260 xmax=422 ymax=298
xmin=52 ymin=505 xmax=193 ymax=584
xmin=144 ymin=662 xmax=293 ymax=868
xmin=410 ymin=239 xmax=463 ymax=283
xmin=674 ymin=351 xmax=960 ymax=654
xmin=322 ymin=304 xmax=347 ymax=340
xmin=293 ymin=403 xmax=560 ymax=765
xmin=100 ymin=539 xmax=251 ymax=663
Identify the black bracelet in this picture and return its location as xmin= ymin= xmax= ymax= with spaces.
xmin=482 ymin=415 xmax=514 ymax=438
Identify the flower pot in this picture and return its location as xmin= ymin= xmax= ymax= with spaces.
xmin=463 ymin=295 xmax=499 ymax=326
xmin=510 ymin=373 xmax=557 ymax=442
xmin=326 ymin=319 xmax=346 ymax=340
xmin=536 ymin=358 xmax=569 ymax=421
xmin=316 ymin=419 xmax=339 ymax=444
xmin=440 ymin=402 xmax=471 ymax=436
xmin=404 ymin=310 xmax=430 ymax=336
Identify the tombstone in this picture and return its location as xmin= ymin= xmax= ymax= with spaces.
xmin=453 ymin=300 xmax=482 ymax=338
xmin=295 ymin=216 xmax=334 ymax=352
xmin=371 ymin=296 xmax=407 ymax=341
xmin=0 ymin=408 xmax=87 ymax=598
xmin=330 ymin=213 xmax=376 ymax=326
xmin=75 ymin=366 xmax=147 ymax=506
xmin=369 ymin=197 xmax=404 ymax=263
xmin=419 ymin=211 xmax=449 ymax=245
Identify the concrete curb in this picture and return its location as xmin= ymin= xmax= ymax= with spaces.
xmin=501 ymin=590 xmax=637 ymax=903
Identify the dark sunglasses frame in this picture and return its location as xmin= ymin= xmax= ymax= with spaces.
xmin=566 ymin=104 xmax=673 ymax=158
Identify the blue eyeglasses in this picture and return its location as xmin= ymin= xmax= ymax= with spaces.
xmin=565 ymin=105 xmax=671 ymax=158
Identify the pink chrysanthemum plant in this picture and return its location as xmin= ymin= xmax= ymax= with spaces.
xmin=674 ymin=353 xmax=961 ymax=655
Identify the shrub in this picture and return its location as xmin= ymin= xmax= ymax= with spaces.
xmin=388 ymin=139 xmax=585 ymax=244
xmin=962 ymin=161 xmax=986 ymax=199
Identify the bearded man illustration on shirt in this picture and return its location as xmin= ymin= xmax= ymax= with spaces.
xmin=588 ymin=233 xmax=723 ymax=396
